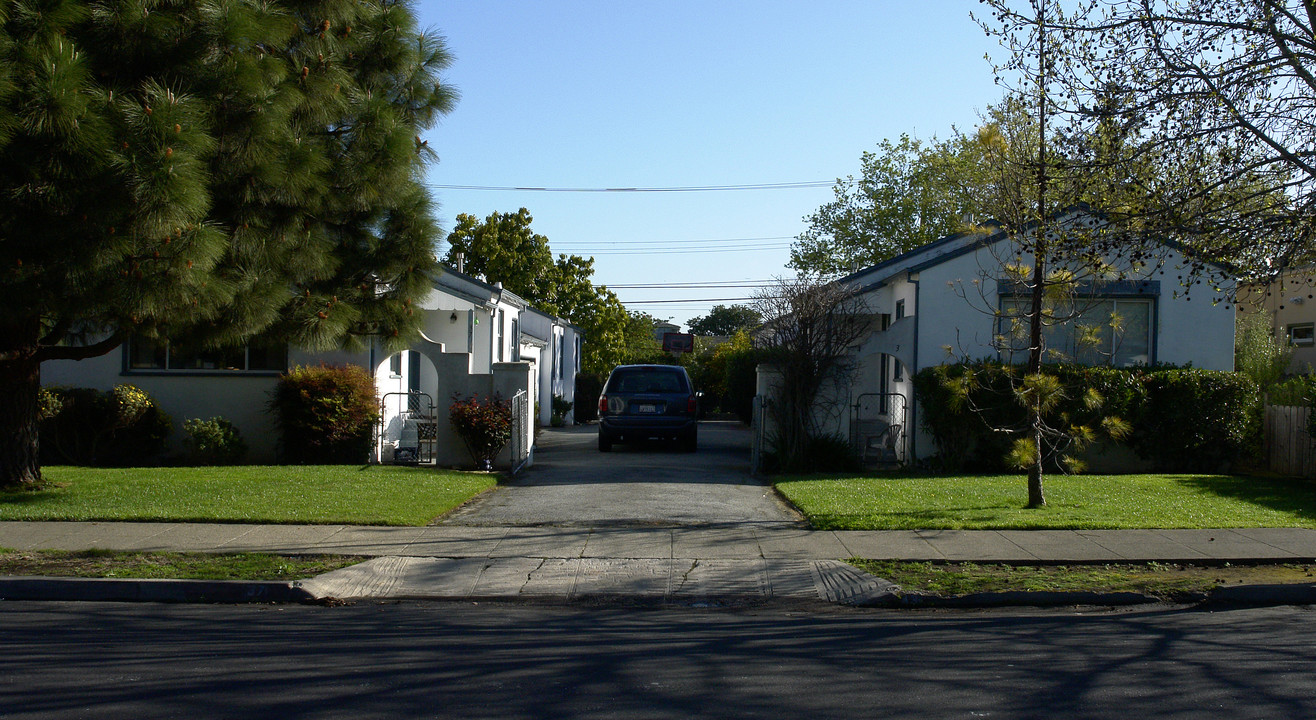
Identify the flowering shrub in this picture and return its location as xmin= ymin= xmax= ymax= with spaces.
xmin=40 ymin=384 xmax=171 ymax=466
xmin=449 ymin=394 xmax=512 ymax=470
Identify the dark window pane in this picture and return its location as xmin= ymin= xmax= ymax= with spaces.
xmin=247 ymin=341 xmax=288 ymax=371
xmin=128 ymin=336 xmax=167 ymax=369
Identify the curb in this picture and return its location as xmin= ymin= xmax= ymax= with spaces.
xmin=849 ymin=582 xmax=1316 ymax=609
xmin=3 ymin=576 xmax=1315 ymax=609
xmin=0 ymin=577 xmax=318 ymax=604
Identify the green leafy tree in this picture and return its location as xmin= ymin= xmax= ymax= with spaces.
xmin=1235 ymin=311 xmax=1292 ymax=394
xmin=0 ymin=0 xmax=456 ymax=489
xmin=791 ymin=130 xmax=1001 ymax=275
xmin=442 ymin=209 xmax=561 ymax=309
xmin=440 ymin=207 xmax=659 ymax=373
xmin=686 ymin=304 xmax=762 ymax=336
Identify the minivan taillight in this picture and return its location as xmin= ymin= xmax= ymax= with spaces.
xmin=688 ymin=394 xmax=697 ymax=413
xmin=599 ymin=395 xmax=608 ymax=414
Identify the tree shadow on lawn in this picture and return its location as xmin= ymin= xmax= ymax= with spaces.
xmin=0 ymin=489 xmax=61 ymax=506
xmin=1176 ymin=475 xmax=1316 ymax=523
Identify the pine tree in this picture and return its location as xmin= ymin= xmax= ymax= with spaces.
xmin=0 ymin=0 xmax=456 ymax=488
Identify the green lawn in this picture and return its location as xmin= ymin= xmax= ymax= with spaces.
xmin=774 ymin=473 xmax=1316 ymax=530
xmin=0 ymin=465 xmax=497 ymax=526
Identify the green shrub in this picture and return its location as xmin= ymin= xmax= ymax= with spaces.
xmin=722 ymin=343 xmax=762 ymax=425
xmin=915 ymin=362 xmax=1257 ymax=473
xmin=271 ymin=365 xmax=379 ymax=464
xmin=1134 ymin=369 xmax=1260 ymax=471
xmin=1267 ymin=375 xmax=1316 ymax=406
xmin=40 ymin=385 xmax=172 ymax=466
xmin=183 ymin=417 xmax=248 ymax=465
xmin=449 ymin=394 xmax=512 ymax=470
xmin=763 ymin=432 xmax=863 ymax=474
xmin=550 ymin=394 xmax=573 ymax=427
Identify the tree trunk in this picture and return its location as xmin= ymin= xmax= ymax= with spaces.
xmin=0 ymin=342 xmax=42 ymax=490
xmin=1027 ymin=413 xmax=1046 ymax=508
xmin=1025 ymin=0 xmax=1049 ymax=509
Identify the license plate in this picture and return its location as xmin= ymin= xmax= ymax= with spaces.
xmin=636 ymin=404 xmax=658 ymax=413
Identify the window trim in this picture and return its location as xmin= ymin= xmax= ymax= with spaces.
xmin=995 ymin=292 xmax=1157 ymax=367
xmin=1289 ymin=323 xmax=1315 ymax=347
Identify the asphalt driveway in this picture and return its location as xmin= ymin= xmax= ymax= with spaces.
xmin=441 ymin=421 xmax=803 ymax=528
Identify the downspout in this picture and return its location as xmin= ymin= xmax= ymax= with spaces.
xmin=909 ymin=273 xmax=920 ymax=461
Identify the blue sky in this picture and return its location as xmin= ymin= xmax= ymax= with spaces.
xmin=413 ymin=1 xmax=1007 ymax=328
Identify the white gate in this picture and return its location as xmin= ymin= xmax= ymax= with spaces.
xmin=509 ymin=389 xmax=532 ymax=475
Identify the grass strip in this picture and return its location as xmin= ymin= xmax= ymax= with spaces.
xmin=849 ymin=559 xmax=1316 ymax=598
xmin=0 ymin=465 xmax=497 ymax=526
xmin=775 ymin=473 xmax=1316 ymax=530
xmin=0 ymin=548 xmax=363 ymax=581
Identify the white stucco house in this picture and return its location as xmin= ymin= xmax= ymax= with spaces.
xmin=41 ymin=264 xmax=583 ymax=470
xmin=758 ymin=207 xmax=1236 ymax=466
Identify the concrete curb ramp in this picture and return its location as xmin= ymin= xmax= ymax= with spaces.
xmin=297 ymin=557 xmax=897 ymax=605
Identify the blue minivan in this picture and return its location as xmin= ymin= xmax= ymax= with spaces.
xmin=597 ymin=364 xmax=698 ymax=452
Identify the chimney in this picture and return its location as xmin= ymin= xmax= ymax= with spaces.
xmin=454 ymin=251 xmax=465 ymax=273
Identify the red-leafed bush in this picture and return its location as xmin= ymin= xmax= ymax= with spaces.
xmin=272 ymin=365 xmax=379 ymax=464
xmin=449 ymin=394 xmax=512 ymax=470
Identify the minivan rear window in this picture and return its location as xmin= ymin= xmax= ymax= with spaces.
xmin=608 ymin=369 xmax=688 ymax=394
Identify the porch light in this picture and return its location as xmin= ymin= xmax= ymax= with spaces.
xmin=450 ymin=311 xmax=458 ymax=323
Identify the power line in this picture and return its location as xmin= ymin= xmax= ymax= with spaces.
xmin=552 ymin=235 xmax=795 ymax=248
xmin=622 ymin=296 xmax=769 ymax=304
xmin=588 ymin=247 xmax=790 ymax=256
xmin=428 ymin=181 xmax=837 ymax=193
xmin=602 ymin=280 xmax=779 ymax=289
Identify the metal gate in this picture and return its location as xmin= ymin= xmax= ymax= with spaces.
xmin=378 ymin=392 xmax=437 ymax=465
xmin=850 ymin=392 xmax=907 ymax=467
xmin=509 ymin=389 xmax=531 ymax=475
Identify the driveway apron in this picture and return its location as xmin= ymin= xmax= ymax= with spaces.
xmin=441 ymin=421 xmax=802 ymax=528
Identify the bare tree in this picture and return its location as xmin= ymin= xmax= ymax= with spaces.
xmin=753 ymin=275 xmax=872 ymax=472
xmin=982 ymin=0 xmax=1311 ymax=280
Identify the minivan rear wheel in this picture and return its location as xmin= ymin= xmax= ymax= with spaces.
xmin=598 ymin=431 xmax=613 ymax=452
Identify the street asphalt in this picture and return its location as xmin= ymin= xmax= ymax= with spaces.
xmin=3 ymin=423 xmax=1316 ymax=607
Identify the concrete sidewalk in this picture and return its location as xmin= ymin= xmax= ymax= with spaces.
xmin=3 ymin=521 xmax=1316 ymax=605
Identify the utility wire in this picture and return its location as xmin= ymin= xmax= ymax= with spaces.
xmin=428 ymin=181 xmax=837 ymax=193
xmin=602 ymin=280 xmax=779 ymax=288
xmin=552 ymin=235 xmax=795 ymax=248
xmin=622 ymin=296 xmax=771 ymax=304
xmin=587 ymin=247 xmax=790 ymax=256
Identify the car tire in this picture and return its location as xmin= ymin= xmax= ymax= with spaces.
xmin=681 ymin=428 xmax=697 ymax=453
xmin=599 ymin=432 xmax=613 ymax=452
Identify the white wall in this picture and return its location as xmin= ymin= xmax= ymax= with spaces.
xmin=41 ymin=345 xmax=371 ymax=463
xmin=844 ymin=238 xmax=1236 ymax=461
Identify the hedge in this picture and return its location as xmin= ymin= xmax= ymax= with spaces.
xmin=914 ymin=362 xmax=1259 ymax=472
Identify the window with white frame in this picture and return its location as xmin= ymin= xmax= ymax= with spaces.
xmin=998 ymin=296 xmax=1153 ymax=367
xmin=1288 ymin=323 xmax=1315 ymax=347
